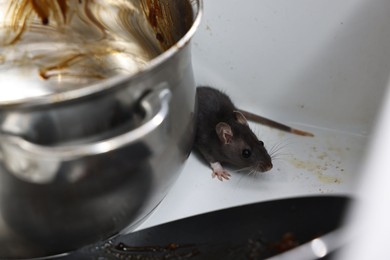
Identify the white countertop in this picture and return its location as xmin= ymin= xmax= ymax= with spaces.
xmin=136 ymin=124 xmax=365 ymax=231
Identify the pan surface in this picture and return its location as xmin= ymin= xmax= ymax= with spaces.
xmin=63 ymin=196 xmax=349 ymax=259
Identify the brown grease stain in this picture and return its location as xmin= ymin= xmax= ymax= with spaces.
xmin=80 ymin=0 xmax=107 ymax=35
xmin=146 ymin=0 xmax=161 ymax=28
xmin=4 ymin=1 xmax=60 ymax=44
xmin=145 ymin=0 xmax=167 ymax=46
xmin=288 ymin=156 xmax=342 ymax=184
xmin=2 ymin=0 xmax=156 ymax=82
xmin=1 ymin=0 xmax=195 ymax=85
xmin=3 ymin=0 xmax=110 ymax=45
xmin=6 ymin=0 xmax=70 ymax=43
xmin=36 ymin=44 xmax=127 ymax=80
xmin=30 ymin=0 xmax=49 ymax=25
xmin=38 ymin=53 xmax=105 ymax=80
xmin=156 ymin=32 xmax=164 ymax=42
xmin=287 ymin=141 xmax=352 ymax=185
xmin=142 ymin=0 xmax=194 ymax=49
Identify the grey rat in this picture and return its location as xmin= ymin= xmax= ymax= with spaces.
xmin=195 ymin=86 xmax=313 ymax=181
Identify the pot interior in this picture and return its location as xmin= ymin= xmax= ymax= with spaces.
xmin=0 ymin=0 xmax=196 ymax=104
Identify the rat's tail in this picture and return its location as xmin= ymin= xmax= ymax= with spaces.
xmin=238 ymin=109 xmax=314 ymax=137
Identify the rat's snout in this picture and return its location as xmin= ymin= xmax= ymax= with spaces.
xmin=264 ymin=162 xmax=273 ymax=172
xmin=258 ymin=161 xmax=273 ymax=172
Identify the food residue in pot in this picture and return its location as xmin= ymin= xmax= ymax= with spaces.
xmin=0 ymin=0 xmax=166 ymax=89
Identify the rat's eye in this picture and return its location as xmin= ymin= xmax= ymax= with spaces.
xmin=259 ymin=141 xmax=264 ymax=146
xmin=242 ymin=149 xmax=252 ymax=158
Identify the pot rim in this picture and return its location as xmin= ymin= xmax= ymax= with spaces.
xmin=0 ymin=0 xmax=203 ymax=109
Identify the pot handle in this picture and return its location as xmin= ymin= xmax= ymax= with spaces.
xmin=0 ymin=87 xmax=171 ymax=183
xmin=0 ymin=87 xmax=171 ymax=159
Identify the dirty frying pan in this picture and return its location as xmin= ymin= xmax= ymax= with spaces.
xmin=63 ymin=196 xmax=350 ymax=259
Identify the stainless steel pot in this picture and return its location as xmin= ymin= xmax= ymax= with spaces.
xmin=0 ymin=0 xmax=202 ymax=258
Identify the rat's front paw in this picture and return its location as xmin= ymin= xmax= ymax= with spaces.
xmin=212 ymin=169 xmax=231 ymax=181
xmin=210 ymin=162 xmax=231 ymax=181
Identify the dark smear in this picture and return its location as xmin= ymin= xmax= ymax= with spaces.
xmin=31 ymin=0 xmax=49 ymax=25
xmin=156 ymin=32 xmax=165 ymax=43
xmin=58 ymin=0 xmax=68 ymax=22
xmin=109 ymin=242 xmax=201 ymax=259
xmin=147 ymin=4 xmax=158 ymax=27
xmin=115 ymin=242 xmax=196 ymax=252
xmin=269 ymin=232 xmax=300 ymax=254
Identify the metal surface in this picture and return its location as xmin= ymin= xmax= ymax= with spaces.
xmin=0 ymin=0 xmax=202 ymax=258
xmin=64 ymin=196 xmax=349 ymax=259
xmin=0 ymin=0 xmax=197 ymax=105
xmin=0 ymin=88 xmax=171 ymax=183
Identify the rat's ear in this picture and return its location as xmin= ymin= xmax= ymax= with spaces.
xmin=216 ymin=122 xmax=233 ymax=144
xmin=233 ymin=111 xmax=248 ymax=126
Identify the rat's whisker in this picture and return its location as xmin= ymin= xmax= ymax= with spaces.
xmin=271 ymin=157 xmax=285 ymax=163
xmin=255 ymin=164 xmax=263 ymax=173
xmin=249 ymin=168 xmax=258 ymax=177
xmin=268 ymin=141 xmax=290 ymax=155
xmin=234 ymin=166 xmax=258 ymax=186
xmin=271 ymin=155 xmax=284 ymax=161
xmin=268 ymin=142 xmax=281 ymax=155
xmin=269 ymin=145 xmax=293 ymax=160
xmin=235 ymin=172 xmax=246 ymax=186
xmin=271 ymin=151 xmax=292 ymax=161
xmin=233 ymin=166 xmax=253 ymax=173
